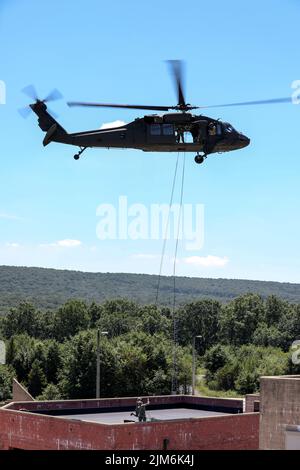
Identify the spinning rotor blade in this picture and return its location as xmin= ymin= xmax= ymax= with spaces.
xmin=18 ymin=103 xmax=58 ymax=119
xmin=44 ymin=88 xmax=63 ymax=103
xmin=18 ymin=106 xmax=32 ymax=119
xmin=22 ymin=85 xmax=63 ymax=103
xmin=20 ymin=85 xmax=62 ymax=119
xmin=67 ymin=102 xmax=171 ymax=111
xmin=21 ymin=84 xmax=38 ymax=101
xmin=200 ymin=97 xmax=293 ymax=109
xmin=167 ymin=60 xmax=186 ymax=108
xmin=68 ymin=60 xmax=199 ymax=112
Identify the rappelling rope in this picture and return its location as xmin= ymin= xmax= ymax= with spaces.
xmin=155 ymin=152 xmax=180 ymax=305
xmin=153 ymin=151 xmax=186 ymax=394
xmin=172 ymin=152 xmax=186 ymax=312
xmin=171 ymin=152 xmax=186 ymax=394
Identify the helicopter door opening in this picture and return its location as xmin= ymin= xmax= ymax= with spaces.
xmin=184 ymin=131 xmax=193 ymax=143
xmin=175 ymin=126 xmax=193 ymax=144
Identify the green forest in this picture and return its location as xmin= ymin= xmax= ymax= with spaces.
xmin=0 ymin=265 xmax=300 ymax=313
xmin=0 ymin=293 xmax=299 ymax=402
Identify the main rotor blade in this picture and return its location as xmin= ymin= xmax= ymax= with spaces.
xmin=200 ymin=97 xmax=293 ymax=109
xmin=67 ymin=102 xmax=171 ymax=111
xmin=44 ymin=89 xmax=63 ymax=103
xmin=167 ymin=60 xmax=186 ymax=108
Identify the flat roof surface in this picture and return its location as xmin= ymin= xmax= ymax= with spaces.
xmin=60 ymin=407 xmax=227 ymax=424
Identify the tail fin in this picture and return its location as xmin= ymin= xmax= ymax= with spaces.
xmin=30 ymin=101 xmax=67 ymax=146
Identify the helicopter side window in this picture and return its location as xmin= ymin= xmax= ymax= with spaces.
xmin=162 ymin=124 xmax=174 ymax=136
xmin=150 ymin=124 xmax=161 ymax=135
xmin=216 ymin=124 xmax=222 ymax=135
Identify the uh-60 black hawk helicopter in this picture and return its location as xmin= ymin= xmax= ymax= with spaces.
xmin=21 ymin=61 xmax=293 ymax=164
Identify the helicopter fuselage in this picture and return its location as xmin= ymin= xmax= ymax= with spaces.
xmin=31 ymin=102 xmax=250 ymax=159
xmin=69 ymin=113 xmax=250 ymax=154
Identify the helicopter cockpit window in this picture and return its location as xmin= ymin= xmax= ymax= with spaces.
xmin=150 ymin=124 xmax=161 ymax=135
xmin=162 ymin=124 xmax=174 ymax=136
xmin=224 ymin=123 xmax=235 ymax=133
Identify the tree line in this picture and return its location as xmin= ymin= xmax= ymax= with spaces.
xmin=0 ymin=294 xmax=299 ymax=401
xmin=1 ymin=265 xmax=300 ymax=314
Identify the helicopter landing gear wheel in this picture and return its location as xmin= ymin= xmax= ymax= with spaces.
xmin=194 ymin=154 xmax=206 ymax=164
xmin=73 ymin=146 xmax=87 ymax=161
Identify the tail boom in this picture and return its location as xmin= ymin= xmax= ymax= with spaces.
xmin=30 ymin=101 xmax=68 ymax=146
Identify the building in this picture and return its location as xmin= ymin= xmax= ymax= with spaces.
xmin=0 ymin=394 xmax=259 ymax=450
xmin=2 ymin=375 xmax=300 ymax=450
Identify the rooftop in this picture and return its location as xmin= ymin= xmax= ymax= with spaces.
xmin=55 ymin=407 xmax=227 ymax=425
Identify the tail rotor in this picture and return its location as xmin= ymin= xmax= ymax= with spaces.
xmin=19 ymin=85 xmax=63 ymax=118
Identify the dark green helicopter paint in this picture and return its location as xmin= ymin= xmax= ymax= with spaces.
xmin=24 ymin=61 xmax=292 ymax=164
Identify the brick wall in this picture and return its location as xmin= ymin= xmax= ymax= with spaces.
xmin=5 ymin=394 xmax=243 ymax=414
xmin=245 ymin=394 xmax=260 ymax=413
xmin=0 ymin=408 xmax=259 ymax=450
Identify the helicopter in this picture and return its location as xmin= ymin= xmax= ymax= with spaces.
xmin=21 ymin=61 xmax=293 ymax=164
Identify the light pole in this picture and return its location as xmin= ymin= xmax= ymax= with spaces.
xmin=192 ymin=335 xmax=202 ymax=396
xmin=96 ymin=329 xmax=108 ymax=399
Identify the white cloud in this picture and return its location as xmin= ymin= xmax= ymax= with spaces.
xmin=182 ymin=255 xmax=229 ymax=268
xmin=57 ymin=239 xmax=82 ymax=248
xmin=6 ymin=242 xmax=20 ymax=248
xmin=100 ymin=120 xmax=126 ymax=130
xmin=39 ymin=243 xmax=56 ymax=248
xmin=0 ymin=212 xmax=21 ymax=220
xmin=40 ymin=239 xmax=82 ymax=248
xmin=132 ymin=253 xmax=158 ymax=260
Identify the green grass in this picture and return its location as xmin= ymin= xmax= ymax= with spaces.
xmin=195 ymin=373 xmax=242 ymax=398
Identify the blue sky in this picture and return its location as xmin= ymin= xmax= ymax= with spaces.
xmin=0 ymin=0 xmax=300 ymax=282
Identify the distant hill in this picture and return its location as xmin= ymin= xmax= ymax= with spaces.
xmin=0 ymin=265 xmax=299 ymax=314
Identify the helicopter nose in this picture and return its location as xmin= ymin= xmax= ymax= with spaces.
xmin=239 ymin=134 xmax=250 ymax=148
